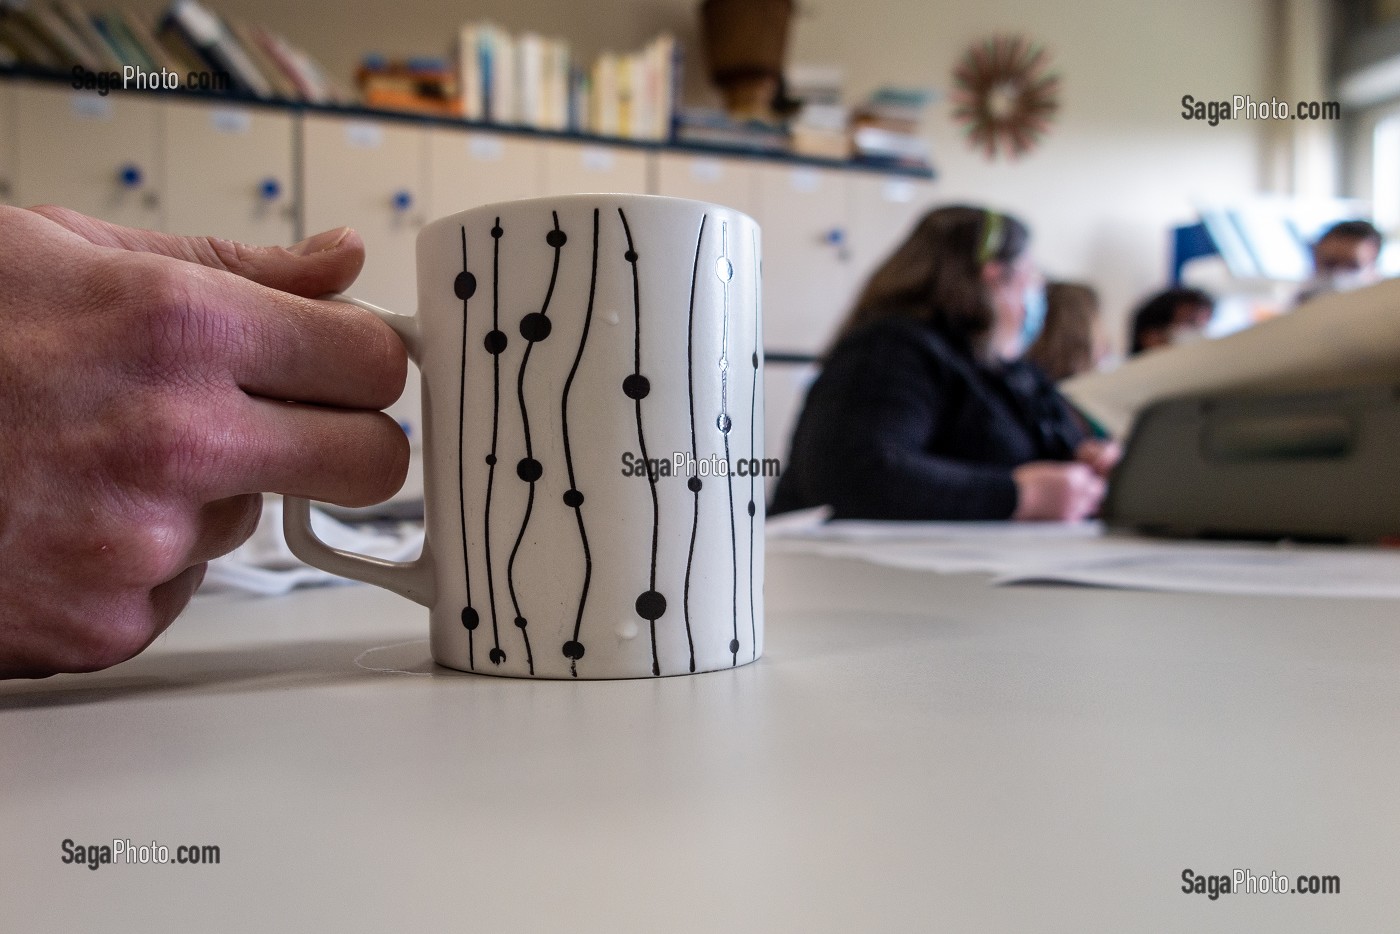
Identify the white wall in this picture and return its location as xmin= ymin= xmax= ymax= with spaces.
xmin=134 ymin=0 xmax=1280 ymax=349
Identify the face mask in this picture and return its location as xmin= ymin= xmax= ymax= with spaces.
xmin=1302 ymin=269 xmax=1376 ymax=300
xmin=1020 ymin=283 xmax=1047 ymax=348
xmin=1169 ymin=325 xmax=1206 ymax=346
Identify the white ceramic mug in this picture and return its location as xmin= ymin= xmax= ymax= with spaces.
xmin=285 ymin=194 xmax=765 ymax=679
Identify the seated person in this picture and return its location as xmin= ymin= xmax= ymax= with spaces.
xmin=1026 ymin=281 xmax=1107 ymax=382
xmin=1128 ymin=287 xmax=1214 ymax=355
xmin=770 ymin=206 xmax=1114 ymax=522
xmin=1297 ymin=219 xmax=1384 ymax=304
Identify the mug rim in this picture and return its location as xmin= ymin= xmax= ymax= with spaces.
xmin=417 ymin=192 xmax=758 ymax=243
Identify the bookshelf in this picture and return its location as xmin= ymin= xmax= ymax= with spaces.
xmin=0 ymin=64 xmax=936 ymax=178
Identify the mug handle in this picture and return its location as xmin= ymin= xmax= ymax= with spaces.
xmin=282 ymin=293 xmax=435 ymax=608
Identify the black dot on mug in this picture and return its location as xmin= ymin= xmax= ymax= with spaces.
xmin=461 ymin=606 xmax=479 ymax=630
xmin=485 ymin=454 xmax=497 ymax=466
xmin=519 ymin=312 xmax=552 ymax=342
xmin=635 ymin=590 xmax=667 ymax=621
xmin=687 ymin=477 xmax=702 ymax=493
xmin=453 ymin=271 xmax=477 ymax=301
xmin=716 ymin=414 xmax=732 ymax=433
xmin=546 ymin=229 xmax=567 ymax=248
xmin=514 ymin=616 xmax=529 ymax=629
xmin=729 ymin=639 xmax=741 ymax=654
xmin=491 ymin=224 xmax=503 ymax=239
xmin=562 ymin=640 xmax=585 ymax=660
xmin=624 ymin=249 xmax=638 ymax=263
xmin=516 ymin=458 xmax=543 ymax=482
xmin=489 ymin=648 xmax=507 ymax=664
xmin=752 ymin=352 xmax=759 ymax=369
xmin=748 ymin=500 xmax=756 ymax=517
xmin=623 ymin=374 xmax=650 ymax=400
xmin=484 ymin=329 xmax=508 ymax=354
xmin=563 ymin=489 xmax=584 ymax=508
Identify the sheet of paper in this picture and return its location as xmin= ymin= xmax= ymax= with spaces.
xmin=768 ymin=520 xmax=1400 ymax=599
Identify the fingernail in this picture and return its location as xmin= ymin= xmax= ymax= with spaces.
xmin=289 ymin=226 xmax=351 ymax=256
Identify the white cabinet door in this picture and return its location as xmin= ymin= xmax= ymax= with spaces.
xmin=303 ymin=114 xmax=430 ymax=506
xmin=539 ymin=140 xmax=647 ymax=197
xmin=14 ymin=85 xmax=163 ymax=230
xmin=653 ymin=151 xmax=759 ymax=219
xmin=302 ymin=114 xmax=427 ymax=311
xmin=163 ymin=101 xmax=296 ymax=245
xmin=0 ymin=83 xmax=15 ymax=206
xmin=751 ymin=163 xmax=855 ymax=355
xmin=428 ymin=126 xmax=542 ymax=215
xmin=847 ymin=172 xmax=936 ymax=293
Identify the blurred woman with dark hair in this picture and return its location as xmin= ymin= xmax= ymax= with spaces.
xmin=1026 ymin=281 xmax=1106 ymax=382
xmin=770 ymin=205 xmax=1116 ymax=521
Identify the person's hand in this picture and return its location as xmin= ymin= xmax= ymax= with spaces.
xmin=0 ymin=205 xmax=408 ymax=678
xmin=1011 ymin=461 xmax=1106 ymax=521
xmin=1075 ymin=438 xmax=1122 ymax=478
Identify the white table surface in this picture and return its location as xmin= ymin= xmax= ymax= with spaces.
xmin=2 ymin=551 xmax=1398 ymax=932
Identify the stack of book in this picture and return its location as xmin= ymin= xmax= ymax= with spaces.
xmin=672 ymin=106 xmax=788 ymax=154
xmin=850 ymin=86 xmax=935 ymax=169
xmin=0 ymin=0 xmax=342 ymax=103
xmin=785 ymin=64 xmax=850 ymax=160
xmin=455 ymin=21 xmax=678 ymax=140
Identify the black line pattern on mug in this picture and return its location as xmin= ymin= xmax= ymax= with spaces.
xmin=682 ymin=215 xmax=708 ymax=674
xmin=505 ymin=212 xmax=566 ymax=677
xmin=483 ymin=217 xmax=507 ymax=666
xmin=748 ymin=227 xmax=760 ymax=661
xmin=456 ymin=225 xmax=479 ymax=670
xmin=717 ymin=221 xmax=740 ymax=666
xmin=560 ymin=209 xmax=599 ymax=677
xmin=618 ymin=207 xmax=666 ymax=677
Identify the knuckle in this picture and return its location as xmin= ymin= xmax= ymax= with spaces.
xmin=99 ymin=511 xmax=193 ymax=587
xmin=106 ymin=258 xmax=217 ymax=377
xmin=78 ymin=613 xmax=157 ymax=671
xmin=118 ymin=395 xmax=224 ymax=493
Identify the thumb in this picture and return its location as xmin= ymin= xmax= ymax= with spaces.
xmin=25 ymin=205 xmax=365 ymax=298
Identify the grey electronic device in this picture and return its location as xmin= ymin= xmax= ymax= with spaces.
xmin=1103 ymin=383 xmax=1400 ymax=542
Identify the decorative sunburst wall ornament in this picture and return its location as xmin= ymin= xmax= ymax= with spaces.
xmin=951 ymin=35 xmax=1060 ymax=160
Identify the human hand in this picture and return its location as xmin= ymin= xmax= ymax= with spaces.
xmin=0 ymin=206 xmax=407 ymax=678
xmin=1011 ymin=461 xmax=1106 ymax=521
xmin=1075 ymin=438 xmax=1122 ymax=478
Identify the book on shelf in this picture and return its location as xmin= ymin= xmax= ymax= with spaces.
xmin=454 ymin=20 xmax=676 ymax=140
xmin=54 ymin=1 xmax=122 ymax=70
xmin=0 ymin=0 xmax=341 ymax=104
xmin=160 ymin=0 xmax=271 ymax=97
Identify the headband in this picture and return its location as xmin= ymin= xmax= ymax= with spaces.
xmin=978 ymin=210 xmax=1005 ymax=265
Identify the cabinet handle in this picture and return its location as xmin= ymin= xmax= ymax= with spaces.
xmin=117 ymin=164 xmax=144 ymax=189
xmin=823 ymin=227 xmax=846 ymax=247
xmin=259 ymin=178 xmax=283 ymax=202
xmin=392 ymin=189 xmax=413 ymax=212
